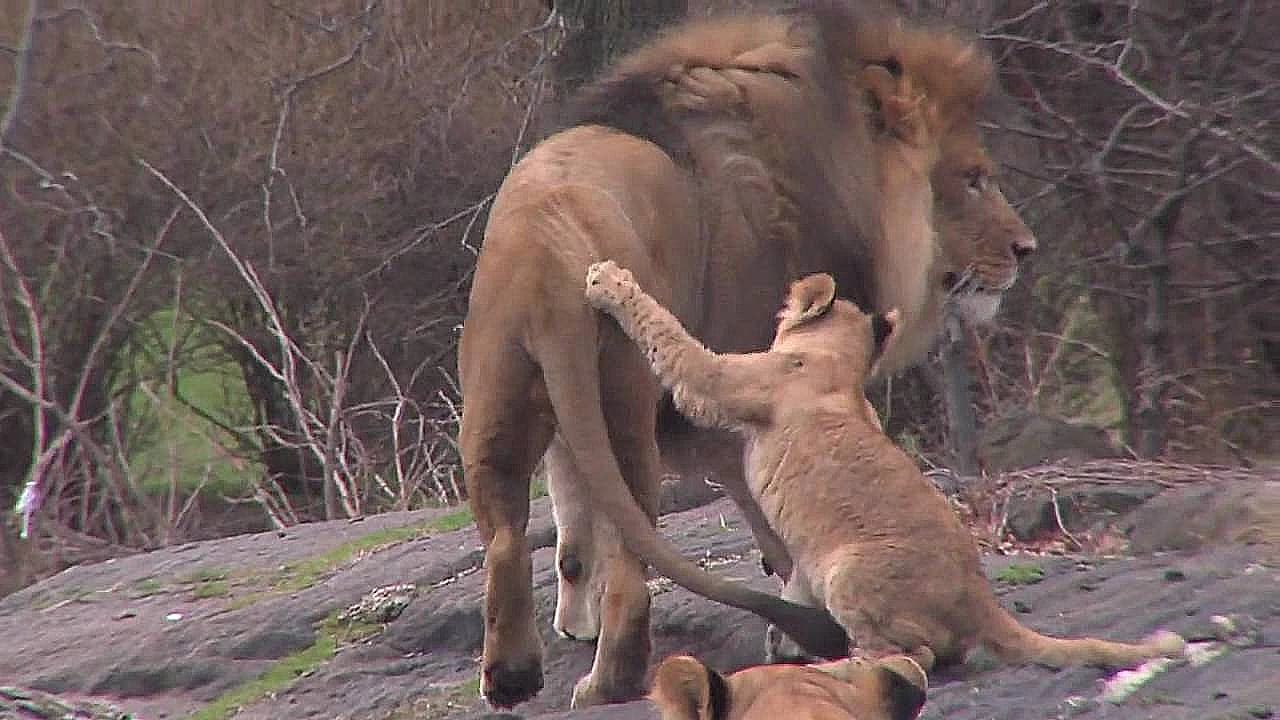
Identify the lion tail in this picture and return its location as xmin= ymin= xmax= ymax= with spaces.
xmin=975 ymin=588 xmax=1185 ymax=669
xmin=532 ymin=304 xmax=850 ymax=660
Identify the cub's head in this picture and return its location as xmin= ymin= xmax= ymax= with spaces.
xmin=773 ymin=273 xmax=900 ymax=386
xmin=933 ymin=131 xmax=1038 ymax=324
xmin=649 ymin=654 xmax=928 ymax=720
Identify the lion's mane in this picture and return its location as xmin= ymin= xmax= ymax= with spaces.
xmin=562 ymin=2 xmax=994 ymax=328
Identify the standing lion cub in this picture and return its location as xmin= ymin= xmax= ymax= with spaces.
xmin=584 ymin=260 xmax=1185 ymax=672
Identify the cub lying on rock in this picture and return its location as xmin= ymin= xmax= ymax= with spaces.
xmin=584 ymin=260 xmax=1185 ymax=672
xmin=650 ymin=653 xmax=927 ymax=720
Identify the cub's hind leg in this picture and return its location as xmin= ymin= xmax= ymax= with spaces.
xmin=460 ymin=343 xmax=555 ymax=708
xmin=765 ymin=571 xmax=825 ymax=664
xmin=822 ymin=563 xmax=944 ymax=673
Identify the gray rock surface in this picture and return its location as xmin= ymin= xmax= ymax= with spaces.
xmin=1 ymin=485 xmax=1278 ymax=720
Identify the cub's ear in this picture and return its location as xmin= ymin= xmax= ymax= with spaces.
xmin=649 ymin=655 xmax=730 ymax=720
xmin=785 ymin=273 xmax=837 ymax=325
xmin=875 ymin=656 xmax=928 ymax=720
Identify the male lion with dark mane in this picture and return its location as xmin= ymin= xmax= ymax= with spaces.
xmin=585 ymin=260 xmax=1186 ymax=675
xmin=458 ymin=1 xmax=1034 ymax=709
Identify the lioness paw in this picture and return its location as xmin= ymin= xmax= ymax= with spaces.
xmin=585 ymin=260 xmax=635 ymax=308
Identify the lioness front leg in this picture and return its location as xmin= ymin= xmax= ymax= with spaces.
xmin=585 ymin=260 xmax=780 ymax=431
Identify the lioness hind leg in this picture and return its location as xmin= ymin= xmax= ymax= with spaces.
xmin=572 ymin=333 xmax=664 ymax=709
xmin=460 ymin=348 xmax=555 ymax=709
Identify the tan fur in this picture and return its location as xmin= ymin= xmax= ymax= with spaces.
xmin=458 ymin=4 xmax=1033 ymax=709
xmin=650 ymin=654 xmax=928 ymax=720
xmin=585 ymin=261 xmax=1186 ymax=674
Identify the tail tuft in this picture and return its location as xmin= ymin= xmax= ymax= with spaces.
xmin=1142 ymin=629 xmax=1186 ymax=658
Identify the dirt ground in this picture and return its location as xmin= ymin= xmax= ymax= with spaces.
xmin=1 ymin=477 xmax=1277 ymax=720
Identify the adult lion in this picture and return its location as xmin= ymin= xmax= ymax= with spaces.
xmin=584 ymin=260 xmax=1185 ymax=674
xmin=650 ymin=653 xmax=928 ymax=720
xmin=458 ymin=2 xmax=1034 ymax=709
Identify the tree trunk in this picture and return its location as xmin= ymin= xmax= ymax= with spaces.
xmin=941 ymin=311 xmax=979 ymax=476
xmin=1133 ymin=136 xmax=1195 ymax=458
xmin=1134 ymin=201 xmax=1183 ymax=458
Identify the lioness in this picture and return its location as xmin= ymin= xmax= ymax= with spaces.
xmin=584 ymin=260 xmax=1186 ymax=672
xmin=459 ymin=3 xmax=1034 ymax=708
xmin=650 ymin=653 xmax=927 ymax=720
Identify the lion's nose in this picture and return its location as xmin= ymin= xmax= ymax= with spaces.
xmin=1011 ymin=233 xmax=1037 ymax=261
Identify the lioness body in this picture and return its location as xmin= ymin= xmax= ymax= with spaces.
xmin=650 ymin=654 xmax=928 ymax=720
xmin=584 ymin=261 xmax=1186 ymax=672
xmin=458 ymin=4 xmax=1033 ymax=708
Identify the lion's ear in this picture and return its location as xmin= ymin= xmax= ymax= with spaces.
xmin=874 ymin=656 xmax=928 ymax=720
xmin=649 ymin=655 xmax=730 ymax=720
xmin=785 ymin=273 xmax=837 ymax=325
xmin=859 ymin=61 xmax=923 ymax=143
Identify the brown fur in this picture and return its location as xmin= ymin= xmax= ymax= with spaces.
xmin=458 ymin=3 xmax=1032 ymax=709
xmin=650 ymin=653 xmax=928 ymax=720
xmin=585 ymin=260 xmax=1186 ymax=674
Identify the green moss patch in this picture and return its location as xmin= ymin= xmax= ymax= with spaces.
xmin=130 ymin=577 xmax=167 ymax=599
xmin=186 ymin=634 xmax=336 ymax=720
xmin=994 ymin=563 xmax=1046 ymax=586
xmin=192 ymin=580 xmax=230 ymax=599
xmin=225 ymin=508 xmax=476 ymax=611
xmin=268 ymin=511 xmax=471 ymax=594
xmin=319 ymin=607 xmax=389 ymax=646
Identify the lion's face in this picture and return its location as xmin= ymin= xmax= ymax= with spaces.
xmin=932 ymin=133 xmax=1037 ymax=323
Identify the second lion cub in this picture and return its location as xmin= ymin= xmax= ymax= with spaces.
xmin=584 ymin=260 xmax=1185 ymax=672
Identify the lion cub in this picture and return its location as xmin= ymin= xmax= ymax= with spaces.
xmin=650 ymin=653 xmax=927 ymax=720
xmin=584 ymin=260 xmax=1185 ymax=672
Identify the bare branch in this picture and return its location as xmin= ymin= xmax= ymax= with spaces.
xmin=0 ymin=0 xmax=38 ymax=146
xmin=983 ymin=31 xmax=1280 ymax=173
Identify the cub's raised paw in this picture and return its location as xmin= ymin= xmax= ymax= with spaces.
xmin=584 ymin=260 xmax=635 ymax=308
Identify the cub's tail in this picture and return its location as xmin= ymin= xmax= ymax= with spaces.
xmin=976 ymin=588 xmax=1184 ymax=669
